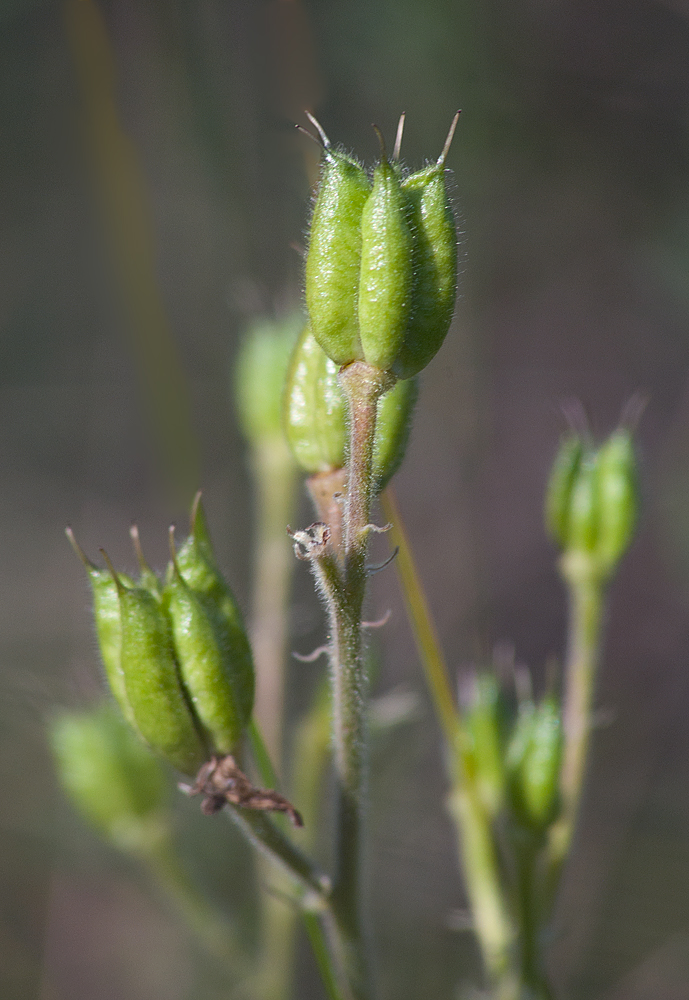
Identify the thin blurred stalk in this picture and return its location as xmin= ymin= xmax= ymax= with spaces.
xmin=381 ymin=487 xmax=519 ymax=996
xmin=63 ymin=0 xmax=200 ymax=502
xmin=545 ymin=559 xmax=605 ymax=901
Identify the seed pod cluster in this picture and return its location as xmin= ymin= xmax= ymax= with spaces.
xmin=304 ymin=113 xmax=459 ymax=378
xmin=67 ymin=494 xmax=255 ymax=776
xmin=283 ymin=323 xmax=418 ymax=491
xmin=544 ymin=423 xmax=639 ymax=578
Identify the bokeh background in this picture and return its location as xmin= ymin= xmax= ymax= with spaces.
xmin=3 ymin=0 xmax=689 ymax=997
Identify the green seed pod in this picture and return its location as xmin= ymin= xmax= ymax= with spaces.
xmin=105 ymin=554 xmax=207 ymax=777
xmin=358 ymin=150 xmax=413 ymax=371
xmin=172 ymin=495 xmax=255 ymax=739
xmin=165 ymin=528 xmax=252 ymax=755
xmin=130 ymin=524 xmax=163 ymax=600
xmin=283 ymin=323 xmax=348 ymax=474
xmin=66 ymin=528 xmax=135 ymax=725
xmin=544 ymin=434 xmax=583 ymax=549
xmin=566 ymin=449 xmax=601 ymax=555
xmin=235 ymin=313 xmax=303 ymax=445
xmin=50 ymin=703 xmax=169 ymax=852
xmin=463 ymin=674 xmax=507 ymax=818
xmin=393 ymin=118 xmax=459 ymax=379
xmin=515 ymin=696 xmax=563 ymax=831
xmin=283 ymin=324 xmax=418 ymax=487
xmin=305 ymin=127 xmax=370 ymax=366
xmin=596 ymin=428 xmax=638 ymax=575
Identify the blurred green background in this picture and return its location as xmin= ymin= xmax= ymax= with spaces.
xmin=4 ymin=0 xmax=689 ymax=997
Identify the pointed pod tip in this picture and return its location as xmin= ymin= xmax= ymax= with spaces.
xmin=65 ymin=526 xmax=95 ymax=570
xmin=392 ymin=112 xmax=406 ymax=162
xmin=304 ymin=111 xmax=330 ymax=149
xmin=129 ymin=524 xmax=148 ymax=573
xmin=437 ymin=111 xmax=461 ymax=167
xmin=371 ymin=124 xmax=388 ymax=163
xmin=99 ymin=548 xmax=122 ymax=592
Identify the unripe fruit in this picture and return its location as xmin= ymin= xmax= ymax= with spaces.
xmin=358 ymin=150 xmax=413 ymax=371
xmin=544 ymin=434 xmax=583 ymax=549
xmin=165 ymin=527 xmax=252 ymax=755
xmin=509 ymin=696 xmax=563 ymax=831
xmin=596 ymin=429 xmax=638 ymax=575
xmin=104 ymin=554 xmax=207 ymax=777
xmin=305 ymin=138 xmax=370 ymax=366
xmin=66 ymin=528 xmax=135 ymax=726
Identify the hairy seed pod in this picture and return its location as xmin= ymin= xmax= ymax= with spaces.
xmin=394 ymin=164 xmax=457 ymax=378
xmin=358 ymin=151 xmax=413 ymax=371
xmin=165 ymin=528 xmax=252 ymax=754
xmin=566 ymin=449 xmax=600 ymax=555
xmin=104 ymin=554 xmax=207 ymax=776
xmin=283 ymin=323 xmax=348 ymax=474
xmin=66 ymin=529 xmax=136 ymax=725
xmin=172 ymin=495 xmax=255 ymax=736
xmin=517 ymin=696 xmax=563 ymax=830
xmin=305 ymin=140 xmax=370 ymax=366
xmin=50 ymin=703 xmax=169 ymax=851
xmin=544 ymin=435 xmax=583 ymax=549
xmin=235 ymin=312 xmax=303 ymax=445
xmin=284 ymin=324 xmax=418 ymax=488
xmin=595 ymin=428 xmax=638 ymax=575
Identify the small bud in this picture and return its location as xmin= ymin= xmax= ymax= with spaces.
xmin=596 ymin=428 xmax=638 ymax=575
xmin=165 ymin=526 xmax=253 ymax=755
xmin=171 ymin=494 xmax=255 ymax=742
xmin=358 ymin=147 xmax=413 ymax=371
xmin=104 ymin=554 xmax=207 ymax=777
xmin=235 ymin=313 xmax=303 ymax=445
xmin=544 ymin=418 xmax=639 ymax=578
xmin=50 ymin=703 xmax=169 ymax=852
xmin=283 ymin=324 xmax=418 ymax=489
xmin=305 ymin=132 xmax=371 ymax=366
xmin=507 ymin=695 xmax=562 ymax=831
xmin=544 ymin=434 xmax=583 ymax=549
xmin=462 ymin=673 xmax=507 ymax=818
xmin=65 ymin=529 xmax=136 ymax=726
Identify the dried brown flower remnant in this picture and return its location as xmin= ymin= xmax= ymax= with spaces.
xmin=183 ymin=755 xmax=304 ymax=827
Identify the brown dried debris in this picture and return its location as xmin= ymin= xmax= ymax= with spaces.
xmin=183 ymin=755 xmax=304 ymax=827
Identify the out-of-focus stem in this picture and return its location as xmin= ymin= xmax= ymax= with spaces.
xmin=380 ymin=487 xmax=457 ymax=743
xmin=250 ymin=435 xmax=297 ymax=770
xmin=546 ymin=554 xmax=605 ymax=896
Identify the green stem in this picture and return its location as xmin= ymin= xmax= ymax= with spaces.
xmin=546 ymin=555 xmax=605 ymax=898
xmin=314 ymin=361 xmax=393 ymax=1000
xmin=380 ymin=487 xmax=458 ymax=743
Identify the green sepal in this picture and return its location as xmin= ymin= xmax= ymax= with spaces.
xmin=596 ymin=428 xmax=638 ymax=575
xmin=463 ymin=673 xmax=508 ymax=818
xmin=50 ymin=702 xmax=169 ymax=852
xmin=305 ymin=148 xmax=370 ymax=366
xmin=544 ymin=434 xmax=583 ymax=549
xmin=111 ymin=563 xmax=207 ymax=777
xmin=171 ymin=495 xmax=255 ymax=745
xmin=165 ymin=527 xmax=253 ymax=755
xmin=513 ymin=696 xmax=563 ymax=831
xmin=358 ymin=156 xmax=413 ymax=371
xmin=65 ymin=529 xmax=135 ymax=726
xmin=393 ymin=163 xmax=457 ymax=379
xmin=567 ymin=449 xmax=601 ymax=555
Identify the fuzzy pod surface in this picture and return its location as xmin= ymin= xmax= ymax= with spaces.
xmin=358 ymin=155 xmax=413 ymax=371
xmin=165 ymin=533 xmax=253 ymax=755
xmin=393 ymin=163 xmax=457 ymax=378
xmin=544 ymin=435 xmax=584 ymax=549
xmin=305 ymin=148 xmax=371 ymax=366
xmin=596 ymin=429 xmax=638 ymax=574
xmin=115 ymin=573 xmax=207 ymax=777
xmin=172 ymin=496 xmax=255 ymax=741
